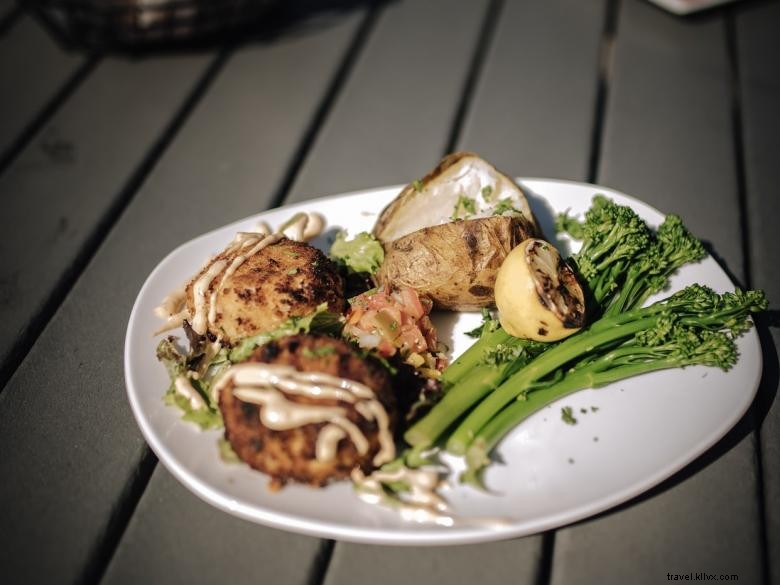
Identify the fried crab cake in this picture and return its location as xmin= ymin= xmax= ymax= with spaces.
xmin=185 ymin=238 xmax=344 ymax=344
xmin=218 ymin=335 xmax=398 ymax=490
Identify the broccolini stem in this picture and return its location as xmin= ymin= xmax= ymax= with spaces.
xmin=441 ymin=326 xmax=514 ymax=385
xmin=404 ymin=362 xmax=512 ymax=448
xmin=461 ymin=359 xmax=685 ymax=483
xmin=445 ymin=315 xmax=660 ymax=454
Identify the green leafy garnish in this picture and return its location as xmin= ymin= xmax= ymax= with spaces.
xmin=481 ymin=185 xmax=494 ymax=201
xmin=492 ymin=198 xmax=521 ymax=216
xmin=329 ymin=231 xmax=384 ymax=275
xmin=229 ymin=303 xmax=343 ymax=363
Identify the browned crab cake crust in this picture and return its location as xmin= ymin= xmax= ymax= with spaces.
xmin=219 ymin=335 xmax=398 ymax=490
xmin=185 ymin=239 xmax=344 ymax=344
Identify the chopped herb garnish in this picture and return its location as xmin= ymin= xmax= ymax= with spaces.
xmin=481 ymin=185 xmax=494 ymax=201
xmin=492 ymin=198 xmax=521 ymax=216
xmin=451 ymin=195 xmax=477 ymax=220
xmin=561 ymin=406 xmax=577 ymax=425
xmin=483 ymin=343 xmax=525 ymax=366
xmin=591 ymin=406 xmax=599 ymax=412
xmin=413 ymin=179 xmax=424 ymax=192
xmin=287 ymin=268 xmax=299 ymax=275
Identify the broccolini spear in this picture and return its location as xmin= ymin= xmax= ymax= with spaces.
xmin=443 ymin=285 xmax=767 ymax=455
xmin=557 ymin=195 xmax=652 ymax=308
xmin=460 ymin=321 xmax=741 ymax=485
xmin=603 ymin=214 xmax=707 ymax=316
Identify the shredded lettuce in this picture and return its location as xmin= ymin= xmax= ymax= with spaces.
xmin=228 ymin=303 xmax=344 ymax=363
xmin=157 ymin=304 xmax=343 ymax=430
xmin=329 ymin=231 xmax=384 ymax=275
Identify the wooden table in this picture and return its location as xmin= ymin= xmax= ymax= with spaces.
xmin=1 ymin=0 xmax=778 ymax=583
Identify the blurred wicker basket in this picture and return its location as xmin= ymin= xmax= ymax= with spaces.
xmin=26 ymin=0 xmax=275 ymax=48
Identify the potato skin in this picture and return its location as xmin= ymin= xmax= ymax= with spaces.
xmin=376 ymin=215 xmax=538 ymax=310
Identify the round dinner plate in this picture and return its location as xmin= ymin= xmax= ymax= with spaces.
xmin=124 ymin=179 xmax=762 ymax=545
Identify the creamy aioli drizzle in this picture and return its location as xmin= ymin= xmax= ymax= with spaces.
xmin=351 ymin=466 xmax=454 ymax=526
xmin=212 ymin=363 xmax=395 ymax=465
xmin=351 ymin=465 xmax=513 ymax=528
xmin=153 ymin=286 xmax=188 ymax=334
xmin=153 ymin=212 xmax=325 ymax=336
xmin=174 ymin=376 xmax=206 ymax=410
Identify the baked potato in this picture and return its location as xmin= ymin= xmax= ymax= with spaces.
xmin=376 ymin=214 xmax=538 ymax=310
xmin=373 ymin=151 xmax=541 ymax=243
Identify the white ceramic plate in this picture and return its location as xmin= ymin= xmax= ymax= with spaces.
xmin=125 ymin=179 xmax=762 ymax=545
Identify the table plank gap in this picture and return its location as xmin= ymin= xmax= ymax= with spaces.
xmin=308 ymin=540 xmax=336 ymax=585
xmin=443 ymin=0 xmax=504 ymax=154
xmin=587 ymin=0 xmax=620 ymax=183
xmin=268 ymin=6 xmax=379 ymax=211
xmin=0 ymin=49 xmax=227 ymax=395
xmin=734 ymin=1 xmax=780 ymax=583
xmin=534 ymin=531 xmax=555 ymax=585
xmin=0 ymin=18 xmax=94 ymax=173
xmin=85 ymin=448 xmax=158 ymax=585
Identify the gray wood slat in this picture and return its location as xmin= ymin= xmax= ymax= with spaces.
xmin=0 ymin=54 xmax=210 ymax=386
xmin=0 ymin=16 xmax=84 ymax=160
xmin=551 ymin=2 xmax=762 ymax=584
xmin=94 ymin=14 xmax=367 ymax=585
xmin=0 ymin=53 xmax=213 ymax=583
xmin=286 ymin=0 xmax=486 ymax=202
xmin=323 ymin=541 xmax=543 ymax=585
xmin=736 ymin=2 xmax=780 ymax=583
xmin=458 ymin=0 xmax=606 ymax=180
xmin=102 ymin=470 xmax=325 ymax=585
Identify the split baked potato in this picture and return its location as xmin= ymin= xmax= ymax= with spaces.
xmin=376 ymin=215 xmax=538 ymax=311
xmin=373 ymin=152 xmax=541 ymax=310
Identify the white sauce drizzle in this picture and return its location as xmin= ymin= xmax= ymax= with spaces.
xmin=316 ymin=424 xmax=347 ymax=462
xmin=154 ymin=212 xmax=325 ymax=336
xmin=174 ymin=376 xmax=206 ymax=410
xmin=153 ymin=286 xmax=188 ymax=334
xmin=351 ymin=466 xmax=513 ymax=528
xmin=212 ymin=363 xmax=395 ymax=465
xmin=191 ymin=259 xmax=227 ymax=335
xmin=351 ymin=467 xmax=454 ymax=526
